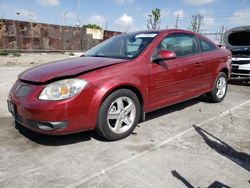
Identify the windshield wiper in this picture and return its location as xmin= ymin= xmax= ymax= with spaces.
xmin=85 ymin=55 xmax=109 ymax=58
xmin=86 ymin=54 xmax=131 ymax=60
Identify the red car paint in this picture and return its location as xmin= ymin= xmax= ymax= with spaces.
xmin=8 ymin=29 xmax=231 ymax=135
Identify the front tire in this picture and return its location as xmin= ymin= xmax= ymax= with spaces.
xmin=96 ymin=89 xmax=140 ymax=141
xmin=207 ymin=72 xmax=228 ymax=103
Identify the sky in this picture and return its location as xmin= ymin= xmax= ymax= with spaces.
xmin=0 ymin=0 xmax=250 ymax=33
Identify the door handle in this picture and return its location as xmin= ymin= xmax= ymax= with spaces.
xmin=194 ymin=62 xmax=202 ymax=68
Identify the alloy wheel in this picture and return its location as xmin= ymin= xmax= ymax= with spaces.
xmin=107 ymin=96 xmax=136 ymax=134
xmin=216 ymin=76 xmax=227 ymax=99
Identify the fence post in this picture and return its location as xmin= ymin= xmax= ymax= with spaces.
xmin=15 ymin=20 xmax=21 ymax=50
xmin=62 ymin=25 xmax=64 ymax=51
xmin=80 ymin=27 xmax=82 ymax=51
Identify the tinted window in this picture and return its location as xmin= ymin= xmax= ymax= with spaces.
xmin=200 ymin=38 xmax=216 ymax=52
xmin=153 ymin=33 xmax=199 ymax=58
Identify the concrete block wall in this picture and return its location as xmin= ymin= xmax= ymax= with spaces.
xmin=0 ymin=19 xmax=121 ymax=51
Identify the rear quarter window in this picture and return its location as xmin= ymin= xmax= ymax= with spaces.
xmin=200 ymin=38 xmax=217 ymax=52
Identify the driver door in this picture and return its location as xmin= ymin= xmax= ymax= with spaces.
xmin=147 ymin=33 xmax=201 ymax=110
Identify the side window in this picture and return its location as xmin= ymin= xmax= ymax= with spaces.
xmin=200 ymin=38 xmax=216 ymax=52
xmin=152 ymin=33 xmax=199 ymax=58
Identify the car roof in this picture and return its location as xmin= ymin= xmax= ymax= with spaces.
xmin=121 ymin=29 xmax=198 ymax=36
xmin=115 ymin=29 xmax=218 ymax=47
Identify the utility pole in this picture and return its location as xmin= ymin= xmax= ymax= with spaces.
xmin=28 ymin=9 xmax=33 ymax=22
xmin=105 ymin=21 xmax=108 ymax=30
xmin=76 ymin=0 xmax=80 ymax=27
xmin=62 ymin=12 xmax=68 ymax=26
xmin=219 ymin=25 xmax=226 ymax=44
xmin=175 ymin=14 xmax=179 ymax=29
xmin=1 ymin=11 xmax=4 ymax=19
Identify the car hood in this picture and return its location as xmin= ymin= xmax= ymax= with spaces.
xmin=19 ymin=57 xmax=128 ymax=83
xmin=224 ymin=26 xmax=250 ymax=50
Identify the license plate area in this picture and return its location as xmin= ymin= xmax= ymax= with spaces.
xmin=7 ymin=101 xmax=17 ymax=119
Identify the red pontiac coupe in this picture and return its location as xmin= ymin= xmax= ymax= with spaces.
xmin=8 ymin=29 xmax=231 ymax=140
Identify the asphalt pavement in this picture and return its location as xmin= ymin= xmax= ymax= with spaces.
xmin=0 ymin=67 xmax=249 ymax=188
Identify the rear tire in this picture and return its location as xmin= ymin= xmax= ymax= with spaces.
xmin=207 ymin=72 xmax=228 ymax=103
xmin=96 ymin=89 xmax=140 ymax=141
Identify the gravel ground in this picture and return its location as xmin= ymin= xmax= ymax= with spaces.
xmin=0 ymin=52 xmax=83 ymax=67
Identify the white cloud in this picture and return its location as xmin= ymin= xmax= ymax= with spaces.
xmin=113 ymin=0 xmax=135 ymax=5
xmin=0 ymin=4 xmax=13 ymax=11
xmin=115 ymin=14 xmax=134 ymax=31
xmin=137 ymin=7 xmax=142 ymax=11
xmin=19 ymin=10 xmax=36 ymax=17
xmin=36 ymin=0 xmax=60 ymax=6
xmin=174 ymin=9 xmax=184 ymax=19
xmin=87 ymin=15 xmax=106 ymax=27
xmin=0 ymin=4 xmax=37 ymax=21
xmin=65 ymin=12 xmax=76 ymax=19
xmin=197 ymin=9 xmax=215 ymax=30
xmin=161 ymin=9 xmax=171 ymax=19
xmin=230 ymin=8 xmax=250 ymax=25
xmin=199 ymin=9 xmax=212 ymax=15
xmin=18 ymin=9 xmax=38 ymax=21
xmin=183 ymin=0 xmax=214 ymax=5
xmin=203 ymin=16 xmax=215 ymax=29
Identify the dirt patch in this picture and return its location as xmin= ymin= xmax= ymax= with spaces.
xmin=0 ymin=52 xmax=83 ymax=67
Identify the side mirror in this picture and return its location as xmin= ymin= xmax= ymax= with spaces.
xmin=153 ymin=50 xmax=176 ymax=63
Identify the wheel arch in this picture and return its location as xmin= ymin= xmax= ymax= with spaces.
xmin=100 ymin=84 xmax=145 ymax=122
xmin=220 ymin=67 xmax=229 ymax=78
xmin=211 ymin=65 xmax=230 ymax=88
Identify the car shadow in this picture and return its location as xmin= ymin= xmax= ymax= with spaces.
xmin=229 ymin=80 xmax=250 ymax=86
xmin=145 ymin=98 xmax=200 ymax=121
xmin=14 ymin=98 xmax=200 ymax=146
xmin=171 ymin=170 xmax=231 ymax=188
xmin=193 ymin=125 xmax=250 ymax=172
xmin=15 ymin=122 xmax=107 ymax=146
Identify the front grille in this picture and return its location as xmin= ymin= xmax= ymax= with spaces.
xmin=232 ymin=65 xmax=239 ymax=69
xmin=232 ymin=60 xmax=250 ymax=65
xmin=232 ymin=69 xmax=250 ymax=74
xmin=12 ymin=81 xmax=32 ymax=98
xmin=15 ymin=85 xmax=32 ymax=97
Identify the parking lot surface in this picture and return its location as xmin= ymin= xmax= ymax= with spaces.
xmin=0 ymin=64 xmax=249 ymax=188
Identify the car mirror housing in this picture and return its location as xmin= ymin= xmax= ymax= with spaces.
xmin=153 ymin=50 xmax=176 ymax=63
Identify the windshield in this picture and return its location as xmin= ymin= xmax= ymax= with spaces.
xmin=85 ymin=32 xmax=159 ymax=59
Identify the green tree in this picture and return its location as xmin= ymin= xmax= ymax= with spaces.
xmin=147 ymin=8 xmax=161 ymax=29
xmin=190 ymin=14 xmax=204 ymax=33
xmin=82 ymin=24 xmax=102 ymax=30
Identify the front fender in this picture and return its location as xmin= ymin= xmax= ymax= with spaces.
xmin=87 ymin=75 xmax=148 ymax=127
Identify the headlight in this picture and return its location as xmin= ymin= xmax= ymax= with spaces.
xmin=39 ymin=78 xmax=88 ymax=101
